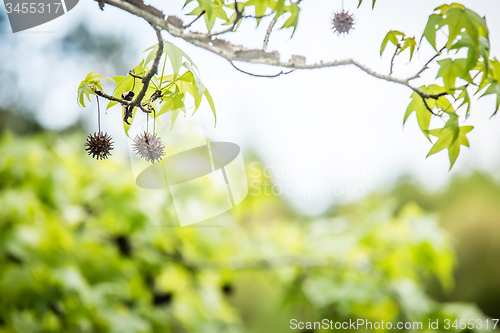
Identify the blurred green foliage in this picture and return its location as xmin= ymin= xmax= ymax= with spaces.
xmin=0 ymin=132 xmax=496 ymax=332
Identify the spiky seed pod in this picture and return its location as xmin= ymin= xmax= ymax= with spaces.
xmin=332 ymin=11 xmax=354 ymax=35
xmin=132 ymin=132 xmax=165 ymax=163
xmin=85 ymin=132 xmax=114 ymax=160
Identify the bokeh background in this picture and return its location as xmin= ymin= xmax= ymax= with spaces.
xmin=1 ymin=0 xmax=499 ymax=332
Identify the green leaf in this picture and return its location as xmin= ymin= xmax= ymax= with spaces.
xmin=399 ymin=37 xmax=417 ymax=61
xmin=421 ymin=14 xmax=443 ymax=50
xmin=203 ymin=89 xmax=216 ymax=126
xmin=246 ymin=0 xmax=271 ymax=25
xmin=183 ymin=0 xmax=195 ymax=9
xmin=200 ymin=0 xmax=214 ymax=20
xmin=182 ymin=63 xmax=206 ymax=96
xmin=281 ymin=3 xmax=300 ymax=36
xmin=158 ymin=93 xmax=186 ymax=129
xmin=437 ymin=59 xmax=473 ymax=92
xmin=163 ymin=42 xmax=183 ymax=78
xmin=134 ymin=60 xmax=145 ymax=76
xmin=170 ymin=108 xmax=181 ymax=129
xmin=427 ymin=124 xmax=473 ymax=170
xmin=77 ymin=82 xmax=93 ymax=107
xmin=198 ymin=2 xmax=229 ymax=31
xmin=380 ymin=30 xmax=404 ymax=56
xmin=456 ymin=86 xmax=471 ymax=118
xmin=213 ymin=6 xmax=229 ymax=22
xmin=146 ymin=41 xmax=198 ymax=74
xmin=274 ymin=0 xmax=285 ymax=15
xmin=357 ymin=0 xmax=376 ymax=8
xmin=194 ymin=94 xmax=203 ymax=113
xmin=404 ymin=92 xmax=433 ymax=141
xmin=123 ymin=106 xmax=137 ymax=138
xmin=440 ymin=6 xmax=488 ymax=51
xmin=481 ymin=80 xmax=500 ymax=116
xmin=77 ymin=72 xmax=105 ymax=107
xmin=186 ymin=5 xmax=204 ymax=16
xmin=474 ymin=59 xmax=500 ymax=94
xmin=107 ymin=75 xmax=135 ymax=110
xmin=404 ymin=85 xmax=451 ymax=140
xmin=144 ymin=45 xmax=159 ymax=68
xmin=175 ymin=80 xmax=196 ymax=99
xmin=451 ymin=34 xmax=490 ymax=73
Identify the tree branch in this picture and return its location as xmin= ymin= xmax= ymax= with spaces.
xmin=94 ymin=0 xmax=448 ymax=116
xmin=131 ymin=27 xmax=163 ymax=109
xmin=94 ymin=24 xmax=163 ymax=123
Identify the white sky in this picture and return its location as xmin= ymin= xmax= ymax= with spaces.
xmin=2 ymin=0 xmax=500 ymax=215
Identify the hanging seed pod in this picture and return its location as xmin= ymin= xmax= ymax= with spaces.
xmin=85 ymin=132 xmax=114 ymax=160
xmin=132 ymin=132 xmax=165 ymax=163
xmin=332 ymin=10 xmax=355 ymax=35
xmin=85 ymin=95 xmax=113 ymax=160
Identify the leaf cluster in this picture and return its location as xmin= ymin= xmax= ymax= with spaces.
xmin=183 ymin=0 xmax=301 ymax=35
xmin=382 ymin=3 xmax=497 ymax=169
xmin=77 ymin=41 xmax=216 ymax=137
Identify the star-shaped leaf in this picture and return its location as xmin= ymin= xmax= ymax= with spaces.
xmin=455 ymin=86 xmax=471 ymax=118
xmin=421 ymin=14 xmax=444 ymax=50
xmin=440 ymin=6 xmax=488 ymax=51
xmin=481 ymin=80 xmax=500 ymax=116
xmin=404 ymin=85 xmax=452 ymax=140
xmin=380 ymin=30 xmax=404 ymax=56
xmin=450 ymin=34 xmax=490 ymax=73
xmin=399 ymin=36 xmax=417 ymax=61
xmin=437 ymin=59 xmax=473 ymax=92
xmin=280 ymin=3 xmax=300 ymax=35
xmin=426 ymin=122 xmax=473 ymax=170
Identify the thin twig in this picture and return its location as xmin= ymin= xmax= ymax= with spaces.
xmin=243 ymin=13 xmax=274 ymax=19
xmin=389 ymin=43 xmax=400 ymax=75
xmin=418 ymin=92 xmax=437 ymax=115
xmin=96 ymin=95 xmax=101 ymax=133
xmin=144 ymin=90 xmax=163 ymax=107
xmin=417 ymin=91 xmax=448 ymax=115
xmin=184 ymin=10 xmax=205 ymax=29
xmin=208 ymin=0 xmax=243 ymax=37
xmin=231 ymin=61 xmax=294 ymax=77
xmin=263 ymin=15 xmax=278 ymax=51
xmin=94 ymin=90 xmax=129 ymax=105
xmin=408 ymin=46 xmax=446 ymax=81
xmin=128 ymin=70 xmax=144 ymax=80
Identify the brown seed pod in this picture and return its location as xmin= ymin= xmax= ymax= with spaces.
xmin=332 ymin=10 xmax=355 ymax=35
xmin=85 ymin=132 xmax=114 ymax=160
xmin=132 ymin=132 xmax=165 ymax=163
